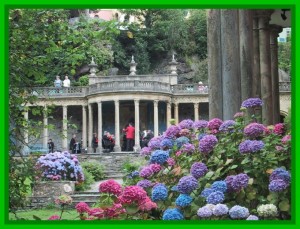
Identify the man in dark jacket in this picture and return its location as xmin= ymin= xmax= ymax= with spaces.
xmin=69 ymin=134 xmax=76 ymax=153
xmin=48 ymin=139 xmax=54 ymax=153
xmin=92 ymin=133 xmax=98 ymax=153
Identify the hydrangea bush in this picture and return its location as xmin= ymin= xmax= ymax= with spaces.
xmin=35 ymin=151 xmax=84 ymax=183
xmin=57 ymin=98 xmax=290 ymax=221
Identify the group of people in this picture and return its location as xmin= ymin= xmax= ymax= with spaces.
xmin=54 ymin=75 xmax=71 ymax=91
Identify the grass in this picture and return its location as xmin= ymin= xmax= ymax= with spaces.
xmin=9 ymin=208 xmax=79 ymax=220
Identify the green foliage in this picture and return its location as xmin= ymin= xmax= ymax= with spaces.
xmin=75 ymin=168 xmax=95 ymax=191
xmin=278 ymin=36 xmax=291 ymax=76
xmin=284 ymin=108 xmax=291 ymax=132
xmin=9 ymin=156 xmax=38 ymax=212
xmin=81 ymin=160 xmax=105 ymax=181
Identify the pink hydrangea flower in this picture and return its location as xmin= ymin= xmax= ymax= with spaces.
xmin=48 ymin=215 xmax=60 ymax=220
xmin=138 ymin=197 xmax=158 ymax=211
xmin=99 ymin=179 xmax=122 ymax=196
xmin=88 ymin=208 xmax=104 ymax=218
xmin=282 ymin=135 xmax=291 ymax=144
xmin=273 ymin=123 xmax=285 ymax=135
xmin=175 ymin=151 xmax=183 ymax=157
xmin=150 ymin=163 xmax=162 ymax=173
xmin=167 ymin=157 xmax=176 ymax=166
xmin=118 ymin=186 xmax=148 ymax=204
xmin=207 ymin=118 xmax=223 ymax=130
xmin=75 ymin=202 xmax=90 ymax=213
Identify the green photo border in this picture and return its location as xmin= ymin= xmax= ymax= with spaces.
xmin=0 ymin=0 xmax=298 ymax=228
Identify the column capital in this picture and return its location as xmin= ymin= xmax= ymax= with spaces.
xmin=134 ymin=99 xmax=140 ymax=104
xmin=114 ymin=100 xmax=119 ymax=105
xmin=269 ymin=24 xmax=283 ymax=36
xmin=97 ymin=101 xmax=102 ymax=105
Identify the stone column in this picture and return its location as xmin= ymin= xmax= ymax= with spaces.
xmin=62 ymin=105 xmax=68 ymax=150
xmin=82 ymin=105 xmax=87 ymax=149
xmin=258 ymin=10 xmax=274 ymax=125
xmin=174 ymin=102 xmax=179 ymax=124
xmin=114 ymin=100 xmax=121 ymax=151
xmin=239 ymin=10 xmax=253 ymax=101
xmin=252 ymin=13 xmax=261 ymax=98
xmin=43 ymin=106 xmax=48 ymax=149
xmin=207 ymin=9 xmax=223 ymax=119
xmin=153 ymin=100 xmax=159 ymax=137
xmin=134 ymin=99 xmax=141 ymax=150
xmin=270 ymin=25 xmax=283 ymax=124
xmin=194 ymin=103 xmax=199 ymax=121
xmin=166 ymin=101 xmax=172 ymax=128
xmin=97 ymin=101 xmax=102 ymax=152
xmin=88 ymin=103 xmax=93 ymax=149
xmin=221 ymin=9 xmax=241 ymax=120
xmin=23 ymin=108 xmax=29 ymax=144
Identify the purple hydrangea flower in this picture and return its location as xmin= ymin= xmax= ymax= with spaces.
xmin=152 ymin=183 xmax=168 ymax=201
xmin=178 ymin=119 xmax=194 ymax=129
xmin=239 ymin=140 xmax=264 ymax=154
xmin=197 ymin=206 xmax=213 ymax=218
xmin=175 ymin=194 xmax=193 ymax=207
xmin=164 ymin=125 xmax=181 ymax=139
xmin=207 ymin=118 xmax=223 ymax=130
xmin=193 ymin=120 xmax=208 ymax=129
xmin=200 ymin=188 xmax=215 ymax=198
xmin=148 ymin=136 xmax=163 ymax=150
xmin=244 ymin=123 xmax=265 ymax=138
xmin=137 ymin=179 xmax=153 ymax=188
xmin=175 ymin=136 xmax=190 ymax=148
xmin=246 ymin=215 xmax=259 ymax=220
xmin=177 ymin=175 xmax=198 ymax=194
xmin=150 ymin=150 xmax=169 ymax=165
xmin=225 ymin=173 xmax=249 ymax=192
xmin=139 ymin=166 xmax=154 ymax=178
xmin=219 ymin=120 xmax=236 ymax=132
xmin=268 ymin=179 xmax=289 ymax=192
xmin=270 ymin=168 xmax=291 ymax=183
xmin=179 ymin=128 xmax=191 ymax=137
xmin=181 ymin=143 xmax=195 ymax=154
xmin=140 ymin=147 xmax=152 ymax=156
xmin=190 ymin=162 xmax=208 ymax=179
xmin=229 ymin=205 xmax=250 ymax=219
xmin=206 ymin=191 xmax=225 ymax=204
xmin=166 ymin=157 xmax=176 ymax=166
xmin=199 ymin=134 xmax=218 ymax=154
xmin=160 ymin=138 xmax=174 ymax=149
xmin=162 ymin=208 xmax=184 ymax=220
xmin=241 ymin=98 xmax=263 ymax=108
xmin=213 ymin=204 xmax=229 ymax=216
xmin=211 ymin=181 xmax=227 ymax=193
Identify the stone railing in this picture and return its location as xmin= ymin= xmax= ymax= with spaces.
xmin=88 ymin=80 xmax=171 ymax=94
xmin=31 ymin=87 xmax=88 ymax=98
xmin=171 ymin=84 xmax=209 ymax=94
xmin=279 ymin=81 xmax=291 ymax=92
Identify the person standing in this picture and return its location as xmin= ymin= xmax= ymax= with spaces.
xmin=54 ymin=76 xmax=62 ymax=93
xmin=124 ymin=123 xmax=135 ymax=151
xmin=63 ymin=75 xmax=71 ymax=88
xmin=48 ymin=139 xmax=54 ymax=153
xmin=92 ymin=133 xmax=99 ymax=153
xmin=69 ymin=134 xmax=76 ymax=154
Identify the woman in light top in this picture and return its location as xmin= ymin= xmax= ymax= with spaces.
xmin=63 ymin=75 xmax=70 ymax=87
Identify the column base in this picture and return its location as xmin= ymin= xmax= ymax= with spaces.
xmin=113 ymin=145 xmax=121 ymax=152
xmin=133 ymin=145 xmax=141 ymax=153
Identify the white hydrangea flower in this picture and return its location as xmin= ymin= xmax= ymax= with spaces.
xmin=257 ymin=204 xmax=278 ymax=217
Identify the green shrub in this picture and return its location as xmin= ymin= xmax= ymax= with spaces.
xmin=81 ymin=161 xmax=105 ymax=181
xmin=75 ymin=168 xmax=95 ymax=191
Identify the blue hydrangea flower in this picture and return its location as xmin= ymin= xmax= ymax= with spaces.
xmin=177 ymin=175 xmax=198 ymax=194
xmin=239 ymin=140 xmax=264 ymax=154
xmin=213 ymin=204 xmax=229 ymax=216
xmin=246 ymin=215 xmax=259 ymax=220
xmin=152 ymin=183 xmax=168 ymax=201
xmin=211 ymin=181 xmax=227 ymax=193
xmin=197 ymin=206 xmax=213 ymax=218
xmin=270 ymin=168 xmax=291 ymax=183
xmin=229 ymin=205 xmax=250 ymax=219
xmin=175 ymin=194 xmax=193 ymax=207
xmin=162 ymin=208 xmax=184 ymax=220
xmin=150 ymin=150 xmax=169 ymax=165
xmin=268 ymin=179 xmax=289 ymax=192
xmin=206 ymin=191 xmax=225 ymax=204
xmin=160 ymin=138 xmax=174 ymax=149
xmin=171 ymin=185 xmax=179 ymax=192
xmin=200 ymin=188 xmax=215 ymax=198
xmin=175 ymin=136 xmax=190 ymax=148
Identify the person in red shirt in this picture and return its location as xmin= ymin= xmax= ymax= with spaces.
xmin=124 ymin=123 xmax=135 ymax=151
